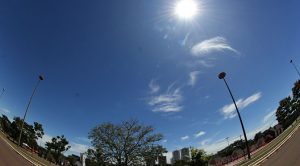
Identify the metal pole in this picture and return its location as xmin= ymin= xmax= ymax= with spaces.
xmin=18 ymin=77 xmax=43 ymax=146
xmin=222 ymin=78 xmax=251 ymax=159
xmin=290 ymin=60 xmax=300 ymax=78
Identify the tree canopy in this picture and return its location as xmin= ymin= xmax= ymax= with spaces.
xmin=46 ymin=135 xmax=70 ymax=164
xmin=88 ymin=119 xmax=164 ymax=166
xmin=276 ymin=80 xmax=300 ymax=129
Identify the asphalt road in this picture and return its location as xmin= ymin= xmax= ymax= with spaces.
xmin=0 ymin=135 xmax=32 ymax=166
xmin=261 ymin=126 xmax=300 ymax=166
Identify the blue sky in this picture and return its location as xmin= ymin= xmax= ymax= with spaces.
xmin=0 ymin=0 xmax=300 ymax=161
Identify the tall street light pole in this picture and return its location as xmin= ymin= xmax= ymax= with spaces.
xmin=290 ymin=60 xmax=300 ymax=78
xmin=218 ymin=72 xmax=251 ymax=159
xmin=18 ymin=75 xmax=44 ymax=146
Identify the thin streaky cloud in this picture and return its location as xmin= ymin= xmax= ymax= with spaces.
xmin=148 ymin=83 xmax=183 ymax=113
xmin=181 ymin=135 xmax=189 ymax=141
xmin=69 ymin=142 xmax=89 ymax=154
xmin=220 ymin=92 xmax=262 ymax=119
xmin=0 ymin=108 xmax=10 ymax=114
xmin=191 ymin=36 xmax=238 ymax=56
xmin=200 ymin=139 xmax=211 ymax=146
xmin=188 ymin=71 xmax=201 ymax=86
xmin=263 ymin=110 xmax=276 ymax=123
xmin=149 ymin=79 xmax=160 ymax=94
xmin=194 ymin=131 xmax=206 ymax=138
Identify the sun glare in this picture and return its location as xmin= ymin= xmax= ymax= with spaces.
xmin=174 ymin=0 xmax=199 ymax=20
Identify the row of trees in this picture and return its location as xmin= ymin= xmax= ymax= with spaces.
xmin=0 ymin=115 xmax=71 ymax=165
xmin=0 ymin=115 xmax=44 ymax=149
xmin=86 ymin=120 xmax=212 ymax=166
xmin=276 ymin=80 xmax=300 ymax=129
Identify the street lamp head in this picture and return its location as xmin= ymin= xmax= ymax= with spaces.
xmin=39 ymin=75 xmax=45 ymax=81
xmin=218 ymin=72 xmax=226 ymax=79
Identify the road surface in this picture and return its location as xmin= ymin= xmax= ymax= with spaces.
xmin=0 ymin=135 xmax=32 ymax=166
xmin=261 ymin=126 xmax=300 ymax=166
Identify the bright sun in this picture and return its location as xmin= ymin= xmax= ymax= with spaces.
xmin=174 ymin=0 xmax=199 ymax=20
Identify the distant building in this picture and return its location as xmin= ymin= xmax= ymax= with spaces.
xmin=80 ymin=153 xmax=86 ymax=166
xmin=172 ymin=150 xmax=181 ymax=163
xmin=180 ymin=147 xmax=191 ymax=161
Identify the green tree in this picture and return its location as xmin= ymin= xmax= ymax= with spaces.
xmin=254 ymin=132 xmax=264 ymax=142
xmin=190 ymin=148 xmax=211 ymax=166
xmin=0 ymin=114 xmax=11 ymax=134
xmin=86 ymin=148 xmax=107 ymax=166
xmin=143 ymin=145 xmax=167 ymax=166
xmin=34 ymin=122 xmax=44 ymax=140
xmin=276 ymin=97 xmax=293 ymax=129
xmin=292 ymin=80 xmax=300 ymax=118
xmin=46 ymin=135 xmax=71 ymax=164
xmin=9 ymin=117 xmax=42 ymax=150
xmin=292 ymin=80 xmax=300 ymax=102
xmin=88 ymin=119 xmax=164 ymax=166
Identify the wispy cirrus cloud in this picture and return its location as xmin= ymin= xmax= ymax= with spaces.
xmin=148 ymin=82 xmax=183 ymax=113
xmin=181 ymin=135 xmax=189 ymax=141
xmin=68 ymin=142 xmax=89 ymax=154
xmin=195 ymin=131 xmax=206 ymax=138
xmin=263 ymin=110 xmax=276 ymax=123
xmin=149 ymin=79 xmax=160 ymax=94
xmin=200 ymin=139 xmax=211 ymax=146
xmin=188 ymin=71 xmax=201 ymax=86
xmin=191 ymin=36 xmax=238 ymax=56
xmin=0 ymin=108 xmax=10 ymax=114
xmin=220 ymin=92 xmax=262 ymax=119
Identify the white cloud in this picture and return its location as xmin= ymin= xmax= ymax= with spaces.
xmin=148 ymin=84 xmax=183 ymax=113
xmin=201 ymin=140 xmax=228 ymax=154
xmin=75 ymin=137 xmax=90 ymax=143
xmin=195 ymin=131 xmax=206 ymax=138
xmin=37 ymin=134 xmax=52 ymax=147
xmin=200 ymin=136 xmax=241 ymax=154
xmin=191 ymin=36 xmax=238 ymax=56
xmin=188 ymin=71 xmax=200 ymax=86
xmin=181 ymin=135 xmax=189 ymax=140
xmin=220 ymin=92 xmax=262 ymax=119
xmin=200 ymin=139 xmax=211 ymax=146
xmin=263 ymin=110 xmax=276 ymax=123
xmin=149 ymin=80 xmax=160 ymax=94
xmin=69 ymin=142 xmax=89 ymax=155
xmin=162 ymin=139 xmax=167 ymax=143
xmin=0 ymin=108 xmax=10 ymax=114
xmin=196 ymin=60 xmax=214 ymax=68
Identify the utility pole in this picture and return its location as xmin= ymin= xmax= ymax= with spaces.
xmin=290 ymin=60 xmax=300 ymax=78
xmin=18 ymin=75 xmax=44 ymax=146
xmin=218 ymin=72 xmax=251 ymax=159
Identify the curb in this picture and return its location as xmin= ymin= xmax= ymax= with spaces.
xmin=253 ymin=122 xmax=300 ymax=165
xmin=0 ymin=133 xmax=39 ymax=166
xmin=247 ymin=121 xmax=300 ymax=166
